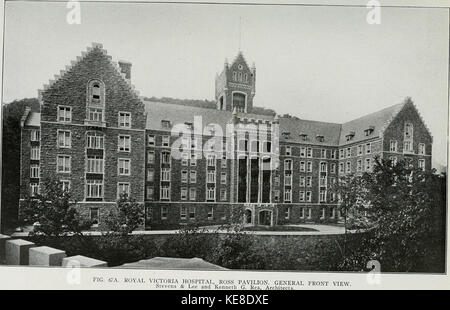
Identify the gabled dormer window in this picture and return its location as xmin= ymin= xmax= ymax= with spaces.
xmin=282 ymin=132 xmax=291 ymax=140
xmin=345 ymin=131 xmax=355 ymax=141
xmin=161 ymin=120 xmax=171 ymax=129
xmin=299 ymin=133 xmax=308 ymax=141
xmin=364 ymin=126 xmax=375 ymax=137
xmin=185 ymin=122 xmax=193 ymax=131
xmin=316 ymin=135 xmax=324 ymax=142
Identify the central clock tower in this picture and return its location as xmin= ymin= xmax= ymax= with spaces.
xmin=215 ymin=51 xmax=256 ymax=113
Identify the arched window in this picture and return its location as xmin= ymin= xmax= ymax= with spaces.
xmin=232 ymin=92 xmax=246 ymax=113
xmin=86 ymin=80 xmax=105 ymax=124
xmin=238 ymin=72 xmax=242 ymax=82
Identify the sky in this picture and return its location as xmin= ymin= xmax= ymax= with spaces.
xmin=2 ymin=2 xmax=448 ymax=166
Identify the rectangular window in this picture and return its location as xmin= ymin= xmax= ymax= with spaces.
xmin=346 ymin=161 xmax=351 ymax=173
xmin=366 ymin=143 xmax=371 ymax=154
xmin=58 ymin=106 xmax=72 ymax=123
xmin=390 ymin=140 xmax=398 ymax=152
xmin=118 ymin=158 xmax=131 ymax=175
xmin=86 ymin=133 xmax=104 ymax=149
xmin=330 ymin=163 xmax=336 ymax=174
xmin=161 ymin=206 xmax=168 ymax=220
xmin=181 ymin=153 xmax=189 ymax=166
xmin=161 ymin=152 xmax=171 ymax=164
xmin=190 ymin=153 xmax=197 ymax=166
xmin=331 ymin=150 xmax=336 ymax=159
xmin=86 ymin=155 xmax=104 ymax=173
xmin=147 ymin=169 xmax=154 ymax=182
xmin=30 ymin=183 xmax=40 ymax=196
xmin=117 ymin=182 xmax=130 ymax=198
xmin=118 ymin=135 xmax=131 ymax=152
xmin=419 ymin=143 xmax=425 ymax=155
xmin=299 ymin=176 xmax=305 ymax=187
xmin=180 ymin=206 xmax=187 ymax=220
xmin=284 ymin=159 xmax=293 ymax=170
xmin=320 ymin=162 xmax=327 ymax=173
xmin=30 ymin=164 xmax=40 ymax=179
xmin=189 ymin=188 xmax=196 ymax=201
xmin=300 ymin=207 xmax=305 ymax=219
xmin=148 ymin=135 xmax=155 ymax=146
xmin=146 ymin=186 xmax=154 ymax=200
xmin=274 ymin=175 xmax=280 ymax=187
xmin=307 ymin=208 xmax=312 ymax=219
xmin=346 ymin=147 xmax=351 ymax=158
xmin=180 ymin=187 xmax=188 ymax=200
xmin=285 ymin=207 xmax=290 ymax=219
xmin=339 ymin=149 xmax=344 ymax=159
xmin=418 ymin=159 xmax=425 ymax=171
xmin=321 ymin=149 xmax=326 ymax=159
xmin=88 ymin=107 xmax=103 ymax=122
xmin=160 ymin=186 xmax=170 ymax=200
xmin=90 ymin=208 xmax=99 ymax=226
xmin=284 ymin=172 xmax=292 ymax=186
xmin=221 ymin=159 xmax=227 ymax=168
xmin=190 ymin=171 xmax=197 ymax=183
xmin=284 ymin=189 xmax=292 ymax=202
xmin=147 ymin=151 xmax=155 ymax=164
xmin=365 ymin=158 xmax=371 ymax=171
xmin=30 ymin=146 xmax=40 ymax=160
xmin=207 ymin=187 xmax=216 ymax=201
xmin=57 ymin=130 xmax=71 ymax=148
xmin=285 ymin=146 xmax=291 ymax=156
xmin=118 ymin=112 xmax=131 ymax=128
xmin=339 ymin=163 xmax=344 ymax=173
xmin=207 ymin=170 xmax=216 ymax=183
xmin=262 ymin=141 xmax=272 ymax=153
xmin=181 ymin=170 xmax=188 ymax=183
xmin=161 ymin=168 xmax=171 ymax=182
xmin=389 ymin=156 xmax=398 ymax=166
xmin=307 ymin=148 xmax=313 ymax=158
xmin=221 ymin=172 xmax=227 ymax=185
xmin=300 ymin=161 xmax=306 ymax=172
xmin=189 ymin=207 xmax=196 ymax=220
xmin=357 ymin=159 xmax=362 ymax=172
xmin=404 ymin=141 xmax=412 ymax=152
xmin=207 ymin=206 xmax=214 ymax=220
xmin=306 ymin=176 xmax=312 ymax=187
xmin=306 ymin=161 xmax=312 ymax=173
xmin=207 ymin=154 xmax=216 ymax=167
xmin=319 ymin=175 xmax=327 ymax=187
xmin=60 ymin=180 xmax=71 ymax=191
xmin=57 ymin=155 xmax=71 ymax=173
xmin=357 ymin=145 xmax=363 ymax=156
xmin=306 ymin=191 xmax=312 ymax=202
xmin=162 ymin=135 xmax=170 ymax=147
xmin=320 ymin=190 xmax=326 ymax=202
xmin=320 ymin=208 xmax=326 ymax=219
xmin=220 ymin=188 xmax=227 ymax=201
xmin=86 ymin=180 xmax=103 ymax=198
xmin=30 ymin=129 xmax=40 ymax=142
xmin=300 ymin=147 xmax=306 ymax=157
xmin=299 ymin=191 xmax=305 ymax=202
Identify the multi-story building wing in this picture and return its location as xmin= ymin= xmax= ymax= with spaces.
xmin=19 ymin=43 xmax=433 ymax=229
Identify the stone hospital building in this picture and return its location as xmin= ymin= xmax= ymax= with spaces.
xmin=19 ymin=43 xmax=433 ymax=229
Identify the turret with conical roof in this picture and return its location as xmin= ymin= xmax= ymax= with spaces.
xmin=215 ymin=51 xmax=256 ymax=113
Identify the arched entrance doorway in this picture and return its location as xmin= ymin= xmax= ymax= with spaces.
xmin=258 ymin=210 xmax=272 ymax=226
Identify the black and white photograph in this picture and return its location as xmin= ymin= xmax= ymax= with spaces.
xmin=0 ymin=0 xmax=449 ymax=291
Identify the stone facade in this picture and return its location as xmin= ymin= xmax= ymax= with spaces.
xmin=19 ymin=43 xmax=433 ymax=230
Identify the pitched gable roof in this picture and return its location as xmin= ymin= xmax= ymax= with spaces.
xmin=339 ymin=102 xmax=405 ymax=146
xmin=38 ymin=42 xmax=143 ymax=105
xmin=279 ymin=117 xmax=342 ymax=146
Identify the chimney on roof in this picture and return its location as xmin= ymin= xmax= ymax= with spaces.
xmin=118 ymin=60 xmax=132 ymax=81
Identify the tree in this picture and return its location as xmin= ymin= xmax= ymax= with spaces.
xmin=105 ymin=193 xmax=144 ymax=235
xmin=335 ymin=157 xmax=446 ymax=272
xmin=20 ymin=179 xmax=91 ymax=236
xmin=1 ymin=98 xmax=39 ymax=232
